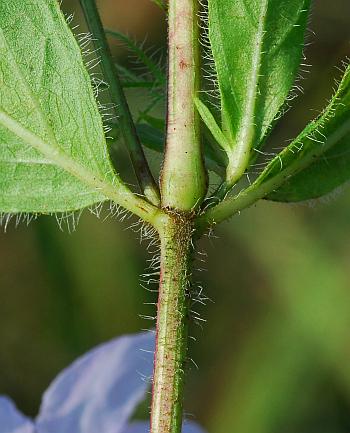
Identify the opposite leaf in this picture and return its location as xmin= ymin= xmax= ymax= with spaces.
xmin=259 ymin=65 xmax=350 ymax=201
xmin=207 ymin=0 xmax=311 ymax=183
xmin=0 ymin=0 xmax=117 ymax=213
xmin=268 ymin=137 xmax=350 ymax=202
xmin=200 ymin=66 xmax=350 ymax=226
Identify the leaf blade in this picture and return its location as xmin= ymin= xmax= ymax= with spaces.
xmin=194 ymin=97 xmax=230 ymax=153
xmin=199 ymin=65 xmax=350 ymax=227
xmin=265 ymin=64 xmax=350 ymax=202
xmin=260 ymin=65 xmax=350 ymax=201
xmin=0 ymin=0 xmax=116 ymax=213
xmin=208 ymin=0 xmax=311 ymax=183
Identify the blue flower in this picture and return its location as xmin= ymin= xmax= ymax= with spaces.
xmin=0 ymin=332 xmax=205 ymax=433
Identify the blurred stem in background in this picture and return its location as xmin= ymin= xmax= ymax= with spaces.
xmin=211 ymin=205 xmax=350 ymax=433
xmin=34 ymin=218 xmax=90 ymax=353
xmin=212 ymin=314 xmax=317 ymax=433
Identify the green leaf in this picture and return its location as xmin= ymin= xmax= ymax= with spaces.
xmin=136 ymin=123 xmax=164 ymax=152
xmin=141 ymin=114 xmax=165 ymax=131
xmin=258 ymin=65 xmax=350 ymax=201
xmin=267 ymin=138 xmax=350 ymax=202
xmin=199 ymin=65 xmax=350 ymax=227
xmin=207 ymin=0 xmax=311 ymax=181
xmin=194 ymin=98 xmax=230 ymax=153
xmin=0 ymin=0 xmax=119 ymax=213
xmin=107 ymin=30 xmax=166 ymax=133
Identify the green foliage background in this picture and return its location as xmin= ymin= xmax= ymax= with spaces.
xmin=1 ymin=1 xmax=350 ymax=432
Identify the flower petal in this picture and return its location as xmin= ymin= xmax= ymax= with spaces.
xmin=182 ymin=420 xmax=207 ymax=433
xmin=121 ymin=420 xmax=207 ymax=433
xmin=36 ymin=331 xmax=155 ymax=433
xmin=0 ymin=396 xmax=34 ymax=433
xmin=120 ymin=421 xmax=149 ymax=433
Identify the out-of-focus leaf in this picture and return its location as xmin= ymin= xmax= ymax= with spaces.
xmin=140 ymin=114 xmax=165 ymax=131
xmin=205 ymin=0 xmax=311 ymax=182
xmin=0 ymin=0 xmax=120 ymax=213
xmin=106 ymin=29 xmax=166 ymax=86
xmin=108 ymin=30 xmax=166 ymax=128
xmin=257 ymin=65 xmax=350 ymax=201
xmin=150 ymin=0 xmax=166 ymax=11
xmin=116 ymin=64 xmax=156 ymax=89
xmin=136 ymin=123 xmax=164 ymax=153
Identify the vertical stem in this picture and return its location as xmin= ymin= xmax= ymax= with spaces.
xmin=152 ymin=2 xmax=203 ymax=428
xmin=151 ymin=212 xmax=194 ymax=433
xmin=80 ymin=0 xmax=160 ymax=206
xmin=161 ymin=0 xmax=207 ymax=211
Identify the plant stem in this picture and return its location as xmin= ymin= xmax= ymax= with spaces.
xmin=79 ymin=0 xmax=160 ymax=206
xmin=151 ymin=212 xmax=194 ymax=433
xmin=161 ymin=0 xmax=207 ymax=211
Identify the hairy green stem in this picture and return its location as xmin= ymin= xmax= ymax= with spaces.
xmin=79 ymin=0 xmax=160 ymax=206
xmin=151 ymin=212 xmax=194 ymax=433
xmin=161 ymin=0 xmax=207 ymax=211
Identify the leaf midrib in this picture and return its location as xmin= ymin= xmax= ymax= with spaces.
xmin=0 ymin=27 xmax=62 ymax=151
xmin=236 ymin=0 xmax=268 ymax=147
xmin=220 ymin=0 xmax=269 ymax=183
xmin=0 ymin=29 xmax=118 ymax=203
xmin=0 ymin=23 xmax=117 ymax=200
xmin=2 ymin=3 xmax=106 ymax=176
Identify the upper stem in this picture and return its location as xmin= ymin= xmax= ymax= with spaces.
xmin=161 ymin=0 xmax=207 ymax=211
xmin=151 ymin=212 xmax=194 ymax=433
xmin=79 ymin=0 xmax=160 ymax=206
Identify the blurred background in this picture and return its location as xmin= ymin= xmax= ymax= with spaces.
xmin=1 ymin=1 xmax=350 ymax=432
